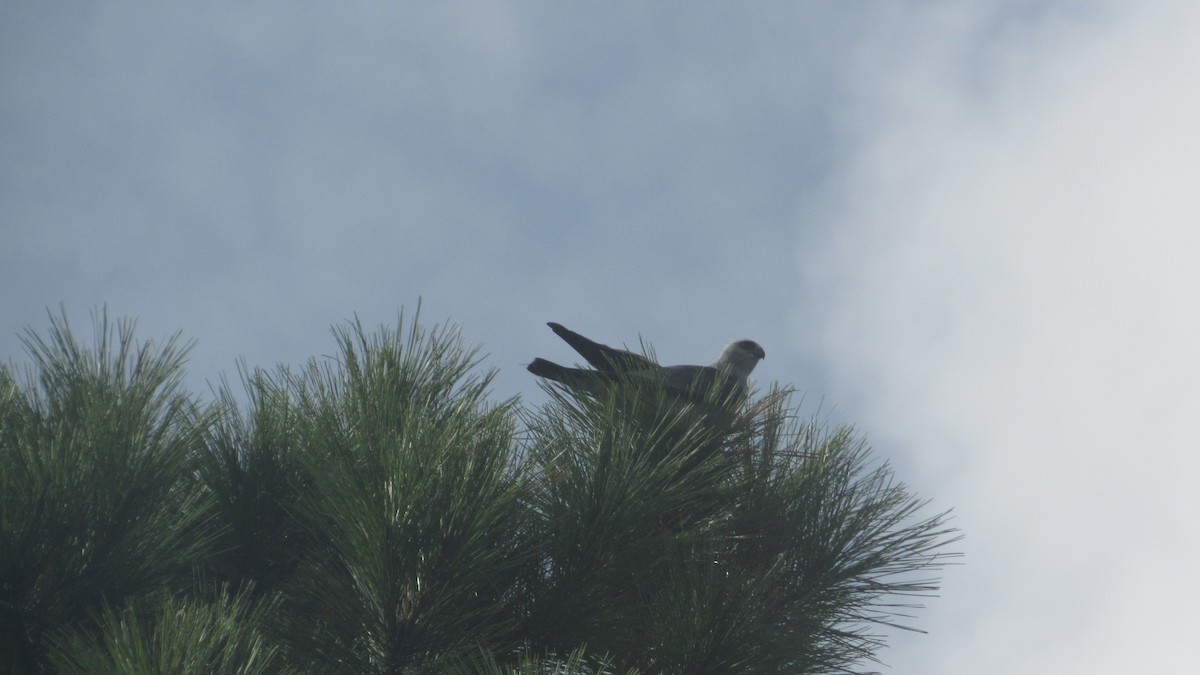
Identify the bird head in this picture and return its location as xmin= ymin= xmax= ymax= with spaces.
xmin=714 ymin=339 xmax=766 ymax=381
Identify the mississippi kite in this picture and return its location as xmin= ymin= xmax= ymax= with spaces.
xmin=527 ymin=322 xmax=765 ymax=405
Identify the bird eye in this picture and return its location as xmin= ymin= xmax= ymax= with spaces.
xmin=736 ymin=340 xmax=765 ymax=359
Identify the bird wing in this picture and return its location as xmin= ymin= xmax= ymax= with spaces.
xmin=547 ymin=322 xmax=658 ymax=373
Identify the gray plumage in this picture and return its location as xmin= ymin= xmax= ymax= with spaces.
xmin=528 ymin=323 xmax=765 ymax=404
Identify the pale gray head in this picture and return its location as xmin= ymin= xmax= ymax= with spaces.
xmin=712 ymin=339 xmax=766 ymax=383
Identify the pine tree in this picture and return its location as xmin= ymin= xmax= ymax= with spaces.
xmin=0 ymin=310 xmax=214 ymax=673
xmin=0 ymin=309 xmax=958 ymax=674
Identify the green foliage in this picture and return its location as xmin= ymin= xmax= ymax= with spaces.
xmin=195 ymin=367 xmax=309 ymax=597
xmin=276 ymin=316 xmax=533 ymax=672
xmin=48 ymin=588 xmax=289 ymax=675
xmin=0 ymin=310 xmax=214 ymax=673
xmin=523 ymin=382 xmax=957 ymax=674
xmin=442 ymin=645 xmax=638 ymax=675
xmin=1 ymin=308 xmax=959 ymax=674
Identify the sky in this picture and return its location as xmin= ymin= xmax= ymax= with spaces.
xmin=3 ymin=1 xmax=1199 ymax=672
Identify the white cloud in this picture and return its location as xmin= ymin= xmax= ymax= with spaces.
xmin=805 ymin=2 xmax=1200 ymax=671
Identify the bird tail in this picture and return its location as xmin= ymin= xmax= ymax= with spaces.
xmin=527 ymin=358 xmax=569 ymax=380
xmin=527 ymin=358 xmax=613 ymax=391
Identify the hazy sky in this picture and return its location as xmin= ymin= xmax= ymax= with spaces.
xmin=4 ymin=2 xmax=1198 ymax=672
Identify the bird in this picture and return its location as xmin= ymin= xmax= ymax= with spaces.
xmin=527 ymin=322 xmax=765 ymax=406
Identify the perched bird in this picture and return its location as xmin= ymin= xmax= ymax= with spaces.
xmin=527 ymin=322 xmax=765 ymax=405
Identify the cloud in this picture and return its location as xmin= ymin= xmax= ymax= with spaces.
xmin=1 ymin=3 xmax=855 ymax=403
xmin=803 ymin=2 xmax=1200 ymax=671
